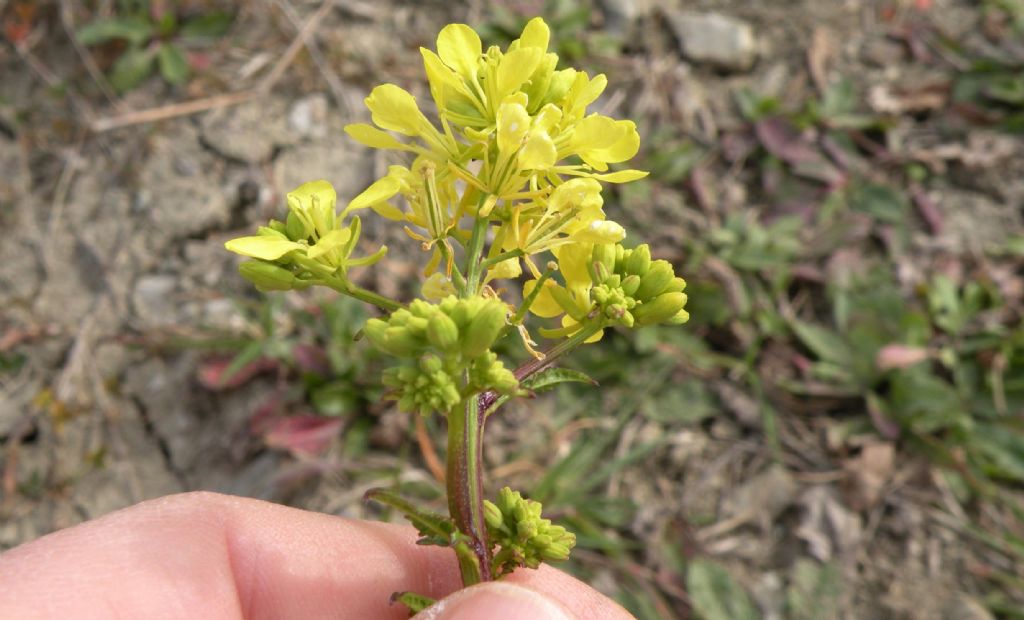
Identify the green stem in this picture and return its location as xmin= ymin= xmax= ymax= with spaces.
xmin=463 ymin=215 xmax=489 ymax=297
xmin=447 ymin=394 xmax=491 ymax=585
xmin=323 ymin=277 xmax=402 ymax=312
xmin=437 ymin=241 xmax=468 ymax=294
xmin=480 ymin=248 xmax=525 ymax=272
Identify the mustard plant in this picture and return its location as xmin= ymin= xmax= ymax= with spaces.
xmin=225 ymin=17 xmax=688 ymax=611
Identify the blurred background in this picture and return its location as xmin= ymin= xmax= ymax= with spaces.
xmin=2 ymin=0 xmax=1023 ymax=617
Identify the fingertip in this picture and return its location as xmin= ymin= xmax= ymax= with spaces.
xmin=415 ymin=582 xmax=575 ymax=620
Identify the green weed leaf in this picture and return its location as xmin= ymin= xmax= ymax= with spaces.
xmin=77 ymin=17 xmax=154 ymax=46
xmin=364 ymin=488 xmax=457 ymax=546
xmin=157 ymin=44 xmax=189 ymax=85
xmin=109 ymin=47 xmax=157 ymax=93
xmin=179 ymin=12 xmax=234 ymax=39
xmin=687 ymin=558 xmax=759 ymax=620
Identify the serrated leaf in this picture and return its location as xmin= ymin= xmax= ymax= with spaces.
xmin=521 ymin=367 xmax=598 ymax=393
xmin=109 ymin=47 xmax=157 ymax=93
xmin=364 ymin=488 xmax=456 ymax=546
xmin=77 ymin=17 xmax=154 ymax=46
xmin=157 ymin=44 xmax=189 ymax=85
xmin=687 ymin=559 xmax=759 ymax=620
xmin=391 ymin=591 xmax=436 ymax=615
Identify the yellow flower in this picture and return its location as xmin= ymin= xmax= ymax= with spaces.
xmin=225 ymin=180 xmax=387 ymax=278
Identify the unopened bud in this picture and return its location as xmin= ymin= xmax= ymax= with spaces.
xmin=238 ymin=260 xmax=296 ymax=291
xmin=634 ymin=292 xmax=688 ymax=326
xmin=635 ymin=260 xmax=675 ymax=300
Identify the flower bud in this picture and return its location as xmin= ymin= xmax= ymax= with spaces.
xmin=624 ymin=243 xmax=651 ymax=276
xmin=460 ymin=300 xmax=507 ymax=358
xmin=635 ymin=260 xmax=674 ymax=300
xmin=427 ymin=313 xmax=460 ymax=352
xmin=621 ymin=274 xmax=641 ymax=297
xmin=484 ymin=500 xmax=504 ymax=531
xmin=238 ymin=260 xmax=296 ymax=291
xmin=633 ymin=292 xmax=688 ymax=326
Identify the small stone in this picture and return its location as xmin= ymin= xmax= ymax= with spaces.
xmin=200 ymin=98 xmax=295 ymax=163
xmin=273 ymin=141 xmax=372 ymax=205
xmin=666 ymin=11 xmax=757 ymax=72
xmin=133 ymin=274 xmax=178 ymax=325
xmin=862 ymin=37 xmax=906 ymax=68
xmin=598 ymin=0 xmax=657 ymax=32
xmin=289 ymin=93 xmax=329 ymax=139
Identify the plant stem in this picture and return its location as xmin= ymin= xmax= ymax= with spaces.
xmin=324 ymin=277 xmax=402 ymax=312
xmin=463 ymin=216 xmax=489 ymax=297
xmin=446 ymin=393 xmax=491 ymax=584
xmin=480 ymin=248 xmax=525 ymax=272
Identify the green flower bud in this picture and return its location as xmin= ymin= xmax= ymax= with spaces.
xmin=633 ymin=291 xmax=688 ymax=326
xmin=426 ymin=313 xmax=460 ymax=352
xmin=460 ymin=299 xmax=507 ymax=358
xmin=624 ymin=243 xmax=651 ymax=276
xmin=238 ymin=260 xmax=296 ymax=291
xmin=621 ymin=274 xmax=641 ymax=297
xmin=668 ymin=307 xmax=690 ymax=325
xmin=635 ymin=260 xmax=674 ymax=300
xmin=382 ymin=326 xmax=420 ymax=357
xmin=484 ymin=500 xmax=504 ymax=531
xmin=591 ymin=243 xmax=617 ymax=276
xmin=664 ymin=276 xmax=687 ymax=293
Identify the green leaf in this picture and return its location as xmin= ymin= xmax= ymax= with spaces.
xmin=786 ymin=559 xmax=843 ymax=620
xmin=391 ymin=591 xmax=436 ymax=615
xmin=310 ymin=382 xmax=357 ymax=417
xmin=179 ymin=12 xmax=234 ymax=39
xmin=520 ymin=367 xmax=598 ymax=393
xmin=687 ymin=558 xmax=759 ymax=620
xmin=363 ymin=488 xmax=457 ymax=546
xmin=848 ymin=183 xmax=908 ymax=224
xmin=220 ymin=341 xmax=264 ymax=386
xmin=77 ymin=17 xmax=154 ymax=46
xmin=157 ymin=44 xmax=189 ymax=85
xmin=109 ymin=47 xmax=157 ymax=93
xmin=791 ymin=319 xmax=853 ymax=366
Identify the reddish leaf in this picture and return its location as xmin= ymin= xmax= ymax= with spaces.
xmin=292 ymin=344 xmax=331 ymax=375
xmin=755 ymin=117 xmax=823 ymax=166
xmin=875 ymin=344 xmax=929 ymax=371
xmin=197 ymin=356 xmax=277 ymax=391
xmin=264 ymin=415 xmax=343 ymax=456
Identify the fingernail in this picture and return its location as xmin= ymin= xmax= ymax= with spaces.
xmin=416 ymin=582 xmax=575 ymax=620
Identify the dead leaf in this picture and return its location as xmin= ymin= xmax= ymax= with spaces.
xmin=721 ymin=465 xmax=798 ymax=532
xmin=797 ymin=486 xmax=862 ymax=561
xmin=807 ymin=27 xmax=835 ymax=94
xmin=755 ymin=117 xmax=824 ymax=166
xmin=868 ymin=83 xmax=948 ymax=114
xmin=842 ymin=440 xmax=895 ymax=511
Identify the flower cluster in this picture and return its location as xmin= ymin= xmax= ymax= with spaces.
xmin=344 ymin=17 xmax=646 ymax=284
xmin=484 ymin=487 xmax=576 ymax=577
xmin=363 ymin=297 xmax=518 ymax=416
xmin=225 ymin=181 xmax=387 ymax=291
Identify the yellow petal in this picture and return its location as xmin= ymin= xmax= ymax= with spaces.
xmin=496 ymin=101 xmax=530 ymax=156
xmin=496 ymin=47 xmax=543 ymax=100
xmin=570 ymin=116 xmax=640 ymax=170
xmin=584 ymin=169 xmax=649 ymax=183
xmin=561 ymin=315 xmax=604 ymax=343
xmin=344 ymin=123 xmax=410 ymax=150
xmin=564 ymin=72 xmax=607 ymax=119
xmin=554 ymin=243 xmax=593 ymax=289
xmin=523 ymin=279 xmax=563 ymax=318
xmin=345 ymin=176 xmax=401 ymax=213
xmin=365 ymin=84 xmax=425 ymax=136
xmin=371 ymin=201 xmax=406 ymax=221
xmin=423 ymin=272 xmax=456 ymax=301
xmin=307 ymin=228 xmax=352 ymax=260
xmin=519 ymin=17 xmax=550 ymax=51
xmin=436 ymin=23 xmax=482 ymax=78
xmin=485 ymin=257 xmax=522 ymax=283
xmin=225 ymin=236 xmax=305 ymax=260
xmin=518 ymin=130 xmax=557 ymax=170
xmin=572 ymin=219 xmax=626 ymax=244
xmin=548 ymin=178 xmax=602 ymax=212
xmin=287 ymin=180 xmax=336 ymax=213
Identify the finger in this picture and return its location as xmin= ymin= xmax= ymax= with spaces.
xmin=0 ymin=492 xmax=631 ymax=620
xmin=415 ymin=582 xmax=576 ymax=620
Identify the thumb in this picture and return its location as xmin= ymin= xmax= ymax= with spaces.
xmin=415 ymin=582 xmax=577 ymax=620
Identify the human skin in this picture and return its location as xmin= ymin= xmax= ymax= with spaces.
xmin=0 ymin=492 xmax=634 ymax=620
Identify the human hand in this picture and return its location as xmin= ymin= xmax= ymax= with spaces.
xmin=0 ymin=492 xmax=634 ymax=619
